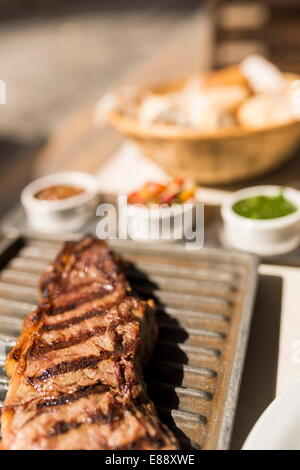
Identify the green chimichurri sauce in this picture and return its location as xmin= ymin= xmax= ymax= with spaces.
xmin=233 ymin=194 xmax=298 ymax=220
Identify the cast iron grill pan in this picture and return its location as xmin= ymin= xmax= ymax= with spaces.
xmin=0 ymin=236 xmax=257 ymax=450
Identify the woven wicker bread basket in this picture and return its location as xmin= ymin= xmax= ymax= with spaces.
xmin=107 ymin=72 xmax=300 ymax=185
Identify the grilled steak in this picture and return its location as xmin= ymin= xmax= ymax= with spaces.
xmin=1 ymin=237 xmax=179 ymax=450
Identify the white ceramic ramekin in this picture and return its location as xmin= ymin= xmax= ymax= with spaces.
xmin=221 ymin=185 xmax=300 ymax=256
xmin=21 ymin=172 xmax=99 ymax=233
xmin=124 ymin=202 xmax=195 ymax=243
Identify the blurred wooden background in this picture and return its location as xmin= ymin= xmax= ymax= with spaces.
xmin=211 ymin=0 xmax=300 ymax=73
xmin=1 ymin=0 xmax=300 ymax=216
xmin=0 ymin=0 xmax=205 ymax=216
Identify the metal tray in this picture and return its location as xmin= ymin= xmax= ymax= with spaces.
xmin=0 ymin=235 xmax=257 ymax=450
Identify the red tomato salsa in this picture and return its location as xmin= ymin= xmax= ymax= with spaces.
xmin=127 ymin=178 xmax=196 ymax=207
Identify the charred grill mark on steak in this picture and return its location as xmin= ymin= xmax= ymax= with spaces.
xmin=41 ymin=241 xmax=126 ymax=302
xmin=48 ymin=289 xmax=117 ymax=316
xmin=41 ymin=297 xmax=126 ymax=332
xmin=37 ymin=382 xmax=109 ymax=409
xmin=50 ymin=420 xmax=81 ymax=436
xmin=49 ymin=403 xmax=126 ymax=437
xmin=42 ymin=290 xmax=126 ymax=328
xmin=28 ymin=326 xmax=107 ymax=358
xmin=28 ymin=354 xmax=111 ymax=383
xmin=1 ymin=238 xmax=179 ymax=450
xmin=22 ymin=383 xmax=113 ymax=430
